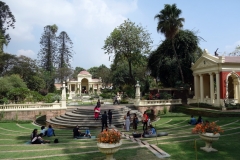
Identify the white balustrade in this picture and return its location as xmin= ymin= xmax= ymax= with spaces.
xmin=0 ymin=103 xmax=64 ymax=111
xmin=138 ymin=99 xmax=182 ymax=106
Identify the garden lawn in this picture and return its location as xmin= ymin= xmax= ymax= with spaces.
xmin=1 ymin=112 xmax=240 ymax=160
xmin=123 ymin=112 xmax=240 ymax=160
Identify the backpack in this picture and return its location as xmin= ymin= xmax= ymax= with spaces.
xmin=54 ymin=139 xmax=59 ymax=143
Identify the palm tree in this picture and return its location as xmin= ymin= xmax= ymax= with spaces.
xmin=154 ymin=4 xmax=185 ymax=83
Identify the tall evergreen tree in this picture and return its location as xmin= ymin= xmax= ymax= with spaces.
xmin=38 ymin=24 xmax=58 ymax=92
xmin=0 ymin=1 xmax=16 ymax=50
xmin=56 ymin=31 xmax=73 ymax=83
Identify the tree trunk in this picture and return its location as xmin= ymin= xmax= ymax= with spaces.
xmin=172 ymin=39 xmax=184 ymax=84
xmin=128 ymin=60 xmax=134 ymax=85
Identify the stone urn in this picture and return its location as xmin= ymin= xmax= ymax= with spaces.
xmin=199 ymin=133 xmax=220 ymax=152
xmin=97 ymin=141 xmax=122 ymax=160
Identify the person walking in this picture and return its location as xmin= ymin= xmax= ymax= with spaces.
xmin=96 ymin=99 xmax=101 ymax=108
xmin=108 ymin=109 xmax=113 ymax=127
xmin=101 ymin=111 xmax=108 ymax=132
xmin=142 ymin=111 xmax=148 ymax=131
xmin=133 ymin=113 xmax=138 ymax=132
xmin=94 ymin=106 xmax=100 ymax=120
xmin=125 ymin=111 xmax=131 ymax=132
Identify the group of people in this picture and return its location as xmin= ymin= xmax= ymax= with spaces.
xmin=101 ymin=110 xmax=113 ymax=132
xmin=123 ymin=110 xmax=151 ymax=133
xmin=30 ymin=125 xmax=55 ymax=144
xmin=188 ymin=115 xmax=204 ymax=125
xmin=73 ymin=125 xmax=91 ymax=138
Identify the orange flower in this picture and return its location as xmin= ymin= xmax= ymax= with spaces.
xmin=192 ymin=122 xmax=223 ymax=134
xmin=97 ymin=129 xmax=121 ymax=144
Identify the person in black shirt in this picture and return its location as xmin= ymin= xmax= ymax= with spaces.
xmin=101 ymin=111 xmax=108 ymax=132
xmin=108 ymin=110 xmax=113 ymax=127
xmin=73 ymin=125 xmax=80 ymax=138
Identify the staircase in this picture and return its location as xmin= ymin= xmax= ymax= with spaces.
xmin=46 ymin=104 xmax=143 ymax=128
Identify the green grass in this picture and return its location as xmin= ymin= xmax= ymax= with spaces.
xmin=1 ymin=112 xmax=240 ymax=159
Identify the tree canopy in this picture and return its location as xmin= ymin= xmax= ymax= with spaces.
xmin=148 ymin=29 xmax=202 ymax=87
xmin=154 ymin=3 xmax=185 ymax=83
xmin=103 ymin=19 xmax=153 ymax=85
xmin=0 ymin=1 xmax=15 ymax=46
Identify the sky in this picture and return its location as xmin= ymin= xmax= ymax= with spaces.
xmin=2 ymin=0 xmax=240 ymax=70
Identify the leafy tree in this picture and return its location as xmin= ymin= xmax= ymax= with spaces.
xmin=148 ymin=29 xmax=201 ymax=87
xmin=154 ymin=4 xmax=185 ymax=83
xmin=38 ymin=24 xmax=58 ymax=92
xmin=0 ymin=1 xmax=16 ymax=46
xmin=56 ymin=31 xmax=74 ymax=83
xmin=0 ymin=31 xmax=7 ymax=53
xmin=96 ymin=64 xmax=111 ymax=88
xmin=72 ymin=67 xmax=85 ymax=79
xmin=0 ymin=53 xmax=16 ymax=76
xmin=7 ymin=87 xmax=29 ymax=103
xmin=88 ymin=67 xmax=99 ymax=79
xmin=0 ymin=74 xmax=27 ymax=100
xmin=103 ymin=19 xmax=152 ymax=85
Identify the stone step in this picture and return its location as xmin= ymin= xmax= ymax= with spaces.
xmin=53 ymin=117 xmax=124 ymax=123
xmin=58 ymin=115 xmax=125 ymax=121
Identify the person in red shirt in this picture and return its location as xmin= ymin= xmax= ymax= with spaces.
xmin=142 ymin=111 xmax=148 ymax=131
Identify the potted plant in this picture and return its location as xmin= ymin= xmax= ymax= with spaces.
xmin=192 ymin=121 xmax=224 ymax=152
xmin=97 ymin=129 xmax=122 ymax=160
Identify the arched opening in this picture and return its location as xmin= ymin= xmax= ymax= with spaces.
xmin=81 ymin=78 xmax=88 ymax=94
xmin=228 ymin=76 xmax=234 ymax=99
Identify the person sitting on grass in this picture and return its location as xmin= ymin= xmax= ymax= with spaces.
xmin=149 ymin=125 xmax=156 ymax=135
xmin=38 ymin=133 xmax=50 ymax=143
xmin=47 ymin=125 xmax=55 ymax=137
xmin=73 ymin=125 xmax=81 ymax=138
xmin=31 ymin=129 xmax=42 ymax=144
xmin=196 ymin=116 xmax=203 ymax=124
xmin=188 ymin=115 xmax=197 ymax=125
xmin=85 ymin=129 xmax=91 ymax=138
xmin=40 ymin=126 xmax=47 ymax=137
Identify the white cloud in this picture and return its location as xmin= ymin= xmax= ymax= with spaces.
xmin=16 ymin=49 xmax=35 ymax=59
xmin=2 ymin=0 xmax=138 ymax=68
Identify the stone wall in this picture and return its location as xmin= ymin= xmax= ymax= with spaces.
xmin=136 ymin=105 xmax=179 ymax=115
xmin=0 ymin=109 xmax=66 ymax=121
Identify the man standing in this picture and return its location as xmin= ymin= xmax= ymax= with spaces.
xmin=101 ymin=111 xmax=108 ymax=132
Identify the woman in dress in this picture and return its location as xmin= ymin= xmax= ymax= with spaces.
xmin=132 ymin=113 xmax=138 ymax=132
xmin=94 ymin=106 xmax=100 ymax=120
xmin=125 ymin=111 xmax=131 ymax=132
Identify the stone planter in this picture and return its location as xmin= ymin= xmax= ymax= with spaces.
xmin=97 ymin=141 xmax=122 ymax=160
xmin=199 ymin=133 xmax=220 ymax=152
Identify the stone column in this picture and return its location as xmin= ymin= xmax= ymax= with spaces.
xmin=238 ymin=81 xmax=240 ymax=103
xmin=200 ymin=74 xmax=204 ymax=102
xmin=194 ymin=74 xmax=197 ymax=99
xmin=209 ymin=73 xmax=214 ymax=104
xmin=134 ymin=81 xmax=141 ymax=106
xmin=216 ymin=72 xmax=220 ymax=105
xmin=79 ymin=83 xmax=81 ymax=96
xmin=61 ymin=82 xmax=67 ymax=108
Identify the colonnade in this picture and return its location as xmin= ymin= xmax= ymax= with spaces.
xmin=193 ymin=72 xmax=220 ymax=105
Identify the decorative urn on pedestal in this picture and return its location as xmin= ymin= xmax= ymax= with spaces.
xmin=199 ymin=132 xmax=220 ymax=152
xmin=97 ymin=129 xmax=122 ymax=160
xmin=192 ymin=121 xmax=223 ymax=152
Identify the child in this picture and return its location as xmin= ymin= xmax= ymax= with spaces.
xmin=85 ymin=129 xmax=91 ymax=138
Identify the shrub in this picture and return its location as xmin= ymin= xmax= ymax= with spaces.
xmin=163 ymin=106 xmax=167 ymax=114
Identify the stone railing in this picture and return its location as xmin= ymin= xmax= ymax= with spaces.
xmin=138 ymin=99 xmax=182 ymax=106
xmin=0 ymin=103 xmax=66 ymax=111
